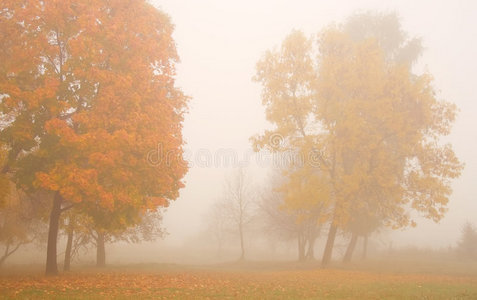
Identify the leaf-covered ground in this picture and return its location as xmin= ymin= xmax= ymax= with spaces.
xmin=1 ymin=265 xmax=476 ymax=299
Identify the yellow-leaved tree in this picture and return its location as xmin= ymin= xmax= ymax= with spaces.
xmin=252 ymin=13 xmax=463 ymax=267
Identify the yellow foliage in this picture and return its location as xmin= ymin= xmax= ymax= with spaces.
xmin=253 ymin=27 xmax=463 ymax=232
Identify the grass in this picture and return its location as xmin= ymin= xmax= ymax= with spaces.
xmin=1 ymin=261 xmax=477 ymax=299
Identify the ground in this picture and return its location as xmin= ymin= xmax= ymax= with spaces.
xmin=1 ymin=261 xmax=477 ymax=299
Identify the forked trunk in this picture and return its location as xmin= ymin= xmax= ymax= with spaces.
xmin=305 ymin=234 xmax=316 ymax=261
xmin=63 ymin=216 xmax=75 ymax=272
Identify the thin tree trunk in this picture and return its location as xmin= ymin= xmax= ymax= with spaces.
xmin=0 ymin=242 xmax=23 ymax=267
xmin=0 ymin=254 xmax=7 ymax=267
xmin=46 ymin=192 xmax=62 ymax=276
xmin=63 ymin=216 xmax=75 ymax=272
xmin=343 ymin=232 xmax=358 ymax=263
xmin=217 ymin=239 xmax=222 ymax=259
xmin=238 ymin=224 xmax=245 ymax=261
xmin=298 ymin=232 xmax=306 ymax=262
xmin=0 ymin=244 xmax=9 ymax=267
xmin=361 ymin=234 xmax=368 ymax=260
xmin=96 ymin=232 xmax=106 ymax=267
xmin=321 ymin=222 xmax=337 ymax=267
xmin=305 ymin=234 xmax=316 ymax=261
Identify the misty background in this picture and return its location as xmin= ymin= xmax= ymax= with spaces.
xmin=8 ymin=0 xmax=477 ymax=265
xmin=157 ymin=0 xmax=477 ymax=249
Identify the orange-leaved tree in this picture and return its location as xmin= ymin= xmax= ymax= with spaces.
xmin=0 ymin=0 xmax=188 ymax=275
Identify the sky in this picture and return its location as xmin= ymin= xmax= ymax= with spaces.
xmin=150 ymin=0 xmax=477 ymax=249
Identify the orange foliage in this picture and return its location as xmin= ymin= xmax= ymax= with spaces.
xmin=0 ymin=0 xmax=188 ymax=213
xmin=0 ymin=269 xmax=475 ymax=298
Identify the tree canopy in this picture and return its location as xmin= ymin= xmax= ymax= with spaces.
xmin=0 ymin=0 xmax=188 ymax=274
xmin=252 ymin=12 xmax=463 ymax=266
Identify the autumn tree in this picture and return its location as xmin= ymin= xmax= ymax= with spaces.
xmin=0 ymin=0 xmax=188 ymax=275
xmin=0 ymin=185 xmax=46 ymax=267
xmin=283 ymin=167 xmax=328 ymax=261
xmin=258 ymin=176 xmax=299 ymax=257
xmin=252 ymin=29 xmax=332 ymax=264
xmin=339 ymin=12 xmax=423 ymax=263
xmin=252 ymin=29 xmax=328 ymax=260
xmin=60 ymin=209 xmax=96 ymax=271
xmin=258 ymin=172 xmax=323 ymax=261
xmin=342 ymin=214 xmax=380 ymax=262
xmin=253 ymin=13 xmax=463 ymax=267
xmin=62 ymin=211 xmax=83 ymax=272
xmin=0 ymin=147 xmax=9 ymax=208
xmin=92 ymin=209 xmax=167 ymax=267
xmin=315 ymin=19 xmax=462 ymax=267
xmin=343 ymin=12 xmax=422 ymax=65
xmin=61 ymin=207 xmax=166 ymax=270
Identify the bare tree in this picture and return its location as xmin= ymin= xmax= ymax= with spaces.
xmin=221 ymin=168 xmax=255 ymax=261
xmin=61 ymin=209 xmax=167 ymax=269
xmin=0 ymin=185 xmax=47 ymax=267
xmin=205 ymin=202 xmax=228 ymax=258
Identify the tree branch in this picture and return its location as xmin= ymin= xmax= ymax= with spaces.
xmin=60 ymin=203 xmax=75 ymax=212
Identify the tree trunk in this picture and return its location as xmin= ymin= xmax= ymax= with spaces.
xmin=305 ymin=234 xmax=316 ymax=261
xmin=216 ymin=239 xmax=222 ymax=259
xmin=0 ymin=242 xmax=23 ymax=267
xmin=63 ymin=216 xmax=75 ymax=272
xmin=321 ymin=223 xmax=337 ymax=267
xmin=96 ymin=232 xmax=106 ymax=267
xmin=298 ymin=233 xmax=306 ymax=262
xmin=238 ymin=224 xmax=245 ymax=261
xmin=46 ymin=192 xmax=62 ymax=276
xmin=343 ymin=232 xmax=358 ymax=263
xmin=0 ymin=253 xmax=7 ymax=267
xmin=361 ymin=234 xmax=368 ymax=260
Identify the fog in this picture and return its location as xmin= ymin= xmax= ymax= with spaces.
xmin=3 ymin=0 xmax=477 ymax=269
xmin=145 ymin=0 xmax=477 ymax=256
